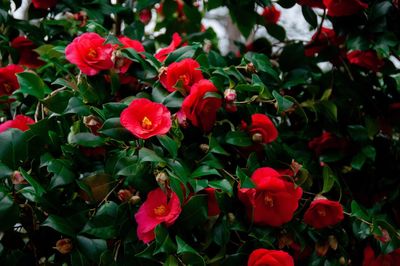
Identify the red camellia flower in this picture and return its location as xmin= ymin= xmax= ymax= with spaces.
xmin=243 ymin=114 xmax=278 ymax=144
xmin=308 ymin=131 xmax=347 ymax=156
xmin=135 ymin=188 xmax=181 ymax=243
xmin=248 ymin=248 xmax=294 ymax=266
xmin=120 ymin=98 xmax=172 ymax=139
xmin=203 ymin=188 xmax=221 ymax=216
xmin=363 ymin=245 xmax=400 ymax=266
xmin=0 ymin=64 xmax=24 ymax=98
xmin=347 ymin=50 xmax=384 ymax=72
xmin=139 ymin=9 xmax=152 ymax=24
xmin=65 ymin=32 xmax=114 ymax=76
xmin=0 ymin=115 xmax=35 ymax=133
xmin=296 ymin=0 xmax=325 ymax=8
xmin=323 ymin=0 xmax=368 ymax=17
xmin=115 ymin=36 xmax=145 ymax=74
xmin=262 ymin=5 xmax=281 ymax=24
xmin=11 ymin=36 xmax=44 ymax=69
xmin=303 ymin=196 xmax=344 ymax=229
xmin=305 ymin=28 xmax=344 ymax=57
xmin=159 ymin=58 xmax=204 ymax=93
xmin=32 ymin=0 xmax=57 ymax=9
xmin=238 ymin=167 xmax=303 ymax=227
xmin=181 ymin=79 xmax=222 ymax=132
xmin=155 ymin=33 xmax=183 ymax=62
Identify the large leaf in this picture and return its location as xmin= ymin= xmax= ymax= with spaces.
xmin=0 ymin=189 xmax=20 ymax=230
xmin=0 ymin=129 xmax=28 ymax=169
xmin=16 ymin=72 xmax=51 ymax=99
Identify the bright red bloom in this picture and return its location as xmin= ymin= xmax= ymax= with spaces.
xmin=0 ymin=115 xmax=35 ymax=133
xmin=155 ymin=33 xmax=183 ymax=62
xmin=262 ymin=5 xmax=281 ymax=24
xmin=296 ymin=0 xmax=325 ymax=8
xmin=181 ymin=79 xmax=222 ymax=132
xmin=120 ymin=98 xmax=172 ymax=139
xmin=305 ymin=28 xmax=344 ymax=57
xmin=308 ymin=131 xmax=347 ymax=156
xmin=363 ymin=246 xmax=400 ymax=266
xmin=323 ymin=0 xmax=368 ymax=17
xmin=243 ymin=114 xmax=279 ymax=144
xmin=204 ymin=188 xmax=221 ymax=216
xmin=347 ymin=50 xmax=384 ymax=72
xmin=248 ymin=248 xmax=294 ymax=266
xmin=238 ymin=167 xmax=303 ymax=227
xmin=159 ymin=58 xmax=204 ymax=93
xmin=116 ymin=36 xmax=145 ymax=74
xmin=303 ymin=197 xmax=344 ymax=229
xmin=32 ymin=0 xmax=57 ymax=9
xmin=0 ymin=64 xmax=24 ymax=97
xmin=65 ymin=32 xmax=114 ymax=76
xmin=135 ymin=188 xmax=181 ymax=243
xmin=11 ymin=36 xmax=44 ymax=69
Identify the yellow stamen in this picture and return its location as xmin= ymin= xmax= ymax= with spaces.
xmin=88 ymin=48 xmax=97 ymax=58
xmin=264 ymin=193 xmax=274 ymax=208
xmin=154 ymin=204 xmax=167 ymax=216
xmin=141 ymin=116 xmax=152 ymax=129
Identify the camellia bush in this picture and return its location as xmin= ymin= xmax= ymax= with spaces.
xmin=1 ymin=0 xmax=400 ymax=265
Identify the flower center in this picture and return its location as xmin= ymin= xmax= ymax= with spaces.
xmin=179 ymin=74 xmax=190 ymax=86
xmin=154 ymin=204 xmax=167 ymax=216
xmin=141 ymin=116 xmax=152 ymax=129
xmin=317 ymin=206 xmax=327 ymax=217
xmin=87 ymin=48 xmax=97 ymax=58
xmin=264 ymin=193 xmax=274 ymax=208
xmin=3 ymin=83 xmax=12 ymax=94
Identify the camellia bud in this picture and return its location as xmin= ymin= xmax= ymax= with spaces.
xmin=246 ymin=62 xmax=256 ymax=73
xmin=224 ymin=89 xmax=237 ymax=102
xmin=315 ymin=241 xmax=329 ymax=257
xmin=339 ymin=256 xmax=346 ymax=265
xmin=176 ymin=110 xmax=189 ymax=128
xmin=83 ymin=115 xmax=102 ymax=134
xmin=199 ymin=144 xmax=209 ymax=153
xmin=129 ymin=195 xmax=141 ymax=205
xmin=374 ymin=227 xmax=391 ymax=243
xmin=54 ymin=239 xmax=73 ymax=254
xmin=12 ymin=171 xmax=27 ymax=185
xmin=252 ymin=132 xmax=263 ymax=143
xmin=227 ymin=212 xmax=236 ymax=224
xmin=118 ymin=189 xmax=133 ymax=202
xmin=139 ymin=9 xmax=152 ymax=24
xmin=328 ymin=235 xmax=338 ymax=250
xmin=156 ymin=172 xmax=169 ymax=184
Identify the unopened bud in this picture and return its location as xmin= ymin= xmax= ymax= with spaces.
xmin=328 ymin=235 xmax=338 ymax=250
xmin=129 ymin=195 xmax=141 ymax=205
xmin=224 ymin=89 xmax=237 ymax=102
xmin=176 ymin=110 xmax=188 ymax=128
xmin=199 ymin=144 xmax=209 ymax=153
xmin=156 ymin=172 xmax=169 ymax=184
xmin=315 ymin=242 xmax=329 ymax=257
xmin=118 ymin=189 xmax=133 ymax=202
xmin=83 ymin=115 xmax=102 ymax=134
xmin=54 ymin=239 xmax=73 ymax=254
xmin=12 ymin=171 xmax=27 ymax=185
xmin=374 ymin=227 xmax=391 ymax=243
xmin=246 ymin=63 xmax=256 ymax=73
xmin=252 ymin=133 xmax=263 ymax=143
xmin=339 ymin=257 xmax=346 ymax=265
xmin=227 ymin=212 xmax=236 ymax=223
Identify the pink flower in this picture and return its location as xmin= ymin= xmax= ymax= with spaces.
xmin=135 ymin=188 xmax=181 ymax=243
xmin=159 ymin=58 xmax=204 ymax=93
xmin=0 ymin=115 xmax=35 ymax=133
xmin=155 ymin=33 xmax=183 ymax=62
xmin=120 ymin=98 xmax=172 ymax=139
xmin=65 ymin=32 xmax=114 ymax=76
xmin=115 ymin=36 xmax=145 ymax=74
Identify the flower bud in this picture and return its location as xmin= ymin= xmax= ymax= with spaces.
xmin=139 ymin=9 xmax=152 ymax=24
xmin=374 ymin=227 xmax=391 ymax=243
xmin=176 ymin=110 xmax=189 ymax=128
xmin=156 ymin=172 xmax=169 ymax=184
xmin=246 ymin=62 xmax=256 ymax=73
xmin=315 ymin=241 xmax=329 ymax=257
xmin=227 ymin=212 xmax=236 ymax=224
xmin=328 ymin=235 xmax=338 ymax=250
xmin=118 ymin=189 xmax=133 ymax=202
xmin=339 ymin=256 xmax=346 ymax=265
xmin=199 ymin=144 xmax=209 ymax=153
xmin=54 ymin=239 xmax=73 ymax=254
xmin=224 ymin=89 xmax=237 ymax=102
xmin=252 ymin=132 xmax=263 ymax=143
xmin=83 ymin=115 xmax=102 ymax=134
xmin=12 ymin=171 xmax=27 ymax=185
xmin=129 ymin=195 xmax=141 ymax=205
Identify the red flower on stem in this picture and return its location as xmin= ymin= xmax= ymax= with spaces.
xmin=243 ymin=114 xmax=278 ymax=144
xmin=0 ymin=115 xmax=35 ymax=133
xmin=262 ymin=5 xmax=281 ymax=24
xmin=181 ymin=79 xmax=222 ymax=132
xmin=65 ymin=32 xmax=114 ymax=76
xmin=248 ymin=248 xmax=294 ymax=266
xmin=11 ymin=36 xmax=44 ymax=69
xmin=155 ymin=33 xmax=183 ymax=62
xmin=115 ymin=36 xmax=145 ymax=74
xmin=120 ymin=98 xmax=172 ymax=139
xmin=347 ymin=50 xmax=384 ymax=72
xmin=0 ymin=64 xmax=24 ymax=98
xmin=303 ymin=196 xmax=344 ymax=229
xmin=238 ymin=167 xmax=303 ymax=227
xmin=159 ymin=58 xmax=204 ymax=93
xmin=135 ymin=188 xmax=181 ymax=243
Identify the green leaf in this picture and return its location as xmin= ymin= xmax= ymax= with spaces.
xmin=321 ymin=165 xmax=336 ymax=194
xmin=48 ymin=159 xmax=76 ymax=189
xmin=266 ymin=23 xmax=286 ymax=42
xmin=16 ymin=72 xmax=51 ymax=99
xmin=64 ymin=97 xmax=91 ymax=116
xmin=272 ymin=90 xmax=294 ymax=113
xmin=277 ymin=0 xmax=296 ymax=8
xmin=0 ymin=129 xmax=28 ymax=169
xmin=0 ymin=162 xmax=12 ymax=179
xmin=208 ymin=179 xmax=233 ymax=196
xmin=225 ymin=131 xmax=253 ymax=147
xmin=139 ymin=147 xmax=166 ymax=163
xmin=76 ymin=235 xmax=107 ymax=262
xmin=176 ymin=236 xmax=206 ymax=266
xmin=229 ymin=5 xmax=257 ymax=38
xmin=19 ymin=168 xmax=46 ymax=197
xmin=98 ymin=118 xmax=131 ymax=140
xmin=191 ymin=165 xmax=221 ymax=178
xmin=244 ymin=52 xmax=278 ymax=78
xmin=236 ymin=167 xmax=255 ymax=189
xmin=0 ymin=190 xmax=20 ymax=231
xmin=42 ymin=215 xmax=76 ymax=237
xmin=162 ymin=91 xmax=184 ymax=108
xmin=165 ymin=44 xmax=202 ymax=65
xmin=351 ymin=201 xmax=370 ymax=221
xmin=301 ymin=6 xmax=318 ymax=28
xmin=42 ymin=90 xmax=73 ymax=113
xmin=347 ymin=125 xmax=369 ymax=142
xmin=154 ymin=225 xmax=177 ymax=255
xmin=68 ymin=132 xmax=106 ymax=148
xmin=176 ymin=195 xmax=208 ymax=230
xmin=158 ymin=135 xmax=178 ymax=158
xmin=81 ymin=202 xmax=118 ymax=239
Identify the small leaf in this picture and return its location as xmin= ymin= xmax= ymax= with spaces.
xmin=68 ymin=132 xmax=106 ymax=148
xmin=225 ymin=131 xmax=253 ymax=147
xmin=158 ymin=135 xmax=178 ymax=158
xmin=321 ymin=165 xmax=336 ymax=194
xmin=42 ymin=215 xmax=76 ymax=237
xmin=139 ymin=147 xmax=166 ymax=163
xmin=16 ymin=72 xmax=51 ymax=99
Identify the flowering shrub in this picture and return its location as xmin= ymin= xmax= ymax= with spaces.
xmin=0 ymin=0 xmax=400 ymax=265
